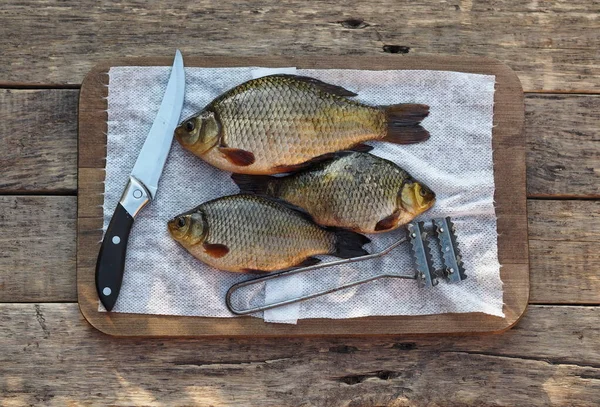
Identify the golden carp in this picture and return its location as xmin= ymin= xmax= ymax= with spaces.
xmin=232 ymin=152 xmax=436 ymax=234
xmin=167 ymin=194 xmax=370 ymax=273
xmin=175 ymin=74 xmax=429 ymax=175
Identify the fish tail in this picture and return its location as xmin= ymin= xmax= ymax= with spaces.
xmin=382 ymin=103 xmax=430 ymax=144
xmin=330 ymin=228 xmax=371 ymax=259
xmin=231 ymin=173 xmax=277 ymax=196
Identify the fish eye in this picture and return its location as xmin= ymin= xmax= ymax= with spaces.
xmin=177 ymin=217 xmax=186 ymax=228
xmin=185 ymin=120 xmax=195 ymax=132
xmin=419 ymin=187 xmax=427 ymax=197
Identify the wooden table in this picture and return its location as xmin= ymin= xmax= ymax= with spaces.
xmin=1 ymin=1 xmax=598 ymax=405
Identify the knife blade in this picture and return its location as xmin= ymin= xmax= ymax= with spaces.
xmin=95 ymin=50 xmax=185 ymax=312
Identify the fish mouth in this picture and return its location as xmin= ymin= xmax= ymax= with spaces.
xmin=168 ymin=210 xmax=209 ymax=246
xmin=174 ymin=124 xmax=217 ymax=156
xmin=167 ymin=217 xmax=188 ymax=240
xmin=416 ymin=184 xmax=436 ymax=211
xmin=421 ymin=196 xmax=436 ymax=212
xmin=399 ymin=182 xmax=436 ymax=215
xmin=174 ymin=125 xmax=198 ymax=147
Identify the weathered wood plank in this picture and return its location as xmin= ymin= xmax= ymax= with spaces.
xmin=77 ymin=168 xmax=105 ymax=219
xmin=0 ymin=89 xmax=78 ymax=193
xmin=526 ymin=95 xmax=600 ymax=198
xmin=1 ymin=91 xmax=598 ymax=196
xmin=529 ymin=240 xmax=600 ymax=304
xmin=0 ymin=196 xmax=76 ymax=302
xmin=1 ymin=197 xmax=597 ymax=305
xmin=0 ymin=1 xmax=598 ymax=90
xmin=528 ymin=200 xmax=600 ymax=303
xmin=528 ymin=200 xmax=600 ymax=242
xmin=0 ymin=303 xmax=598 ymax=406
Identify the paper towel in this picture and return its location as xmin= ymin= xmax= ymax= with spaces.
xmin=102 ymin=66 xmax=502 ymax=323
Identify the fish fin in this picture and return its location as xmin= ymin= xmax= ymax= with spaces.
xmin=243 ymin=257 xmax=321 ymax=274
xmin=294 ymin=257 xmax=322 ymax=268
xmin=264 ymin=196 xmax=316 ymax=223
xmin=328 ymin=227 xmax=371 ymax=259
xmin=270 ymin=74 xmax=358 ymax=97
xmin=241 ymin=268 xmax=269 ymax=274
xmin=383 ymin=104 xmax=430 ymax=144
xmin=203 ymin=243 xmax=230 ymax=258
xmin=349 ymin=143 xmax=374 ymax=153
xmin=220 ymin=147 xmax=255 ymax=166
xmin=272 ymin=161 xmax=324 ymax=174
xmin=231 ymin=173 xmax=276 ymax=196
xmin=272 ymin=150 xmax=358 ymax=173
xmin=375 ymin=211 xmax=401 ymax=232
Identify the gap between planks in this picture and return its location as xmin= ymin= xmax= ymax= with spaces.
xmin=2 ymin=83 xmax=598 ymax=95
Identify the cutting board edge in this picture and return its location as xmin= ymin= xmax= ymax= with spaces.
xmin=77 ymin=55 xmax=528 ymax=337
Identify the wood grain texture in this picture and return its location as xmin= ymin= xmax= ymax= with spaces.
xmin=530 ymin=240 xmax=600 ymax=304
xmin=528 ymin=200 xmax=600 ymax=303
xmin=528 ymin=200 xmax=600 ymax=242
xmin=0 ymin=196 xmax=76 ymax=302
xmin=526 ymin=94 xmax=600 ymax=198
xmin=0 ymin=0 xmax=596 ymax=404
xmin=76 ymin=56 xmax=527 ymax=336
xmin=0 ymin=1 xmax=598 ymax=90
xmin=0 ymin=89 xmax=78 ymax=193
xmin=0 ymin=303 xmax=599 ymax=406
xmin=77 ymin=168 xmax=105 ymax=219
xmin=2 ymin=90 xmax=596 ymax=196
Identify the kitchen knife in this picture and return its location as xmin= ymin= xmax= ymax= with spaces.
xmin=95 ymin=50 xmax=185 ymax=311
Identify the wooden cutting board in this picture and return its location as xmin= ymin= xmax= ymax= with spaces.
xmin=77 ymin=55 xmax=528 ymax=337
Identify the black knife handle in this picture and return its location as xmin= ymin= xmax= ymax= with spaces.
xmin=95 ymin=203 xmax=134 ymax=311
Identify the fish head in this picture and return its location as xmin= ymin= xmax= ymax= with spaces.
xmin=399 ymin=179 xmax=436 ymax=216
xmin=175 ymin=110 xmax=220 ymax=155
xmin=168 ymin=210 xmax=208 ymax=247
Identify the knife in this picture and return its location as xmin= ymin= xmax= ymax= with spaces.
xmin=95 ymin=50 xmax=185 ymax=311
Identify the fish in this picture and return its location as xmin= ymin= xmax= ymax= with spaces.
xmin=167 ymin=194 xmax=370 ymax=273
xmin=231 ymin=151 xmax=436 ymax=234
xmin=174 ymin=74 xmax=429 ymax=175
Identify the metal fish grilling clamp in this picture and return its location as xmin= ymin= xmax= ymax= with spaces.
xmin=225 ymin=217 xmax=467 ymax=315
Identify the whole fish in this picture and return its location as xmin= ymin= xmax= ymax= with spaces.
xmin=167 ymin=194 xmax=370 ymax=273
xmin=175 ymin=74 xmax=429 ymax=175
xmin=232 ymin=152 xmax=436 ymax=234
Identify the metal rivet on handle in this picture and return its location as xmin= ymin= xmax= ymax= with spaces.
xmin=133 ymin=189 xmax=143 ymax=199
xmin=112 ymin=236 xmax=121 ymax=244
xmin=102 ymin=287 xmax=112 ymax=296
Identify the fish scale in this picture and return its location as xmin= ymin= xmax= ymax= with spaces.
xmin=175 ymin=74 xmax=430 ymax=174
xmin=169 ymin=195 xmax=370 ymax=273
xmin=233 ymin=152 xmax=434 ymax=234
xmin=226 ymin=217 xmax=468 ymax=315
xmin=198 ymin=195 xmax=333 ymax=271
xmin=210 ymin=75 xmax=383 ymax=173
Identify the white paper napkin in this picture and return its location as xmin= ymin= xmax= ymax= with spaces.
xmin=102 ymin=66 xmax=502 ymax=323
